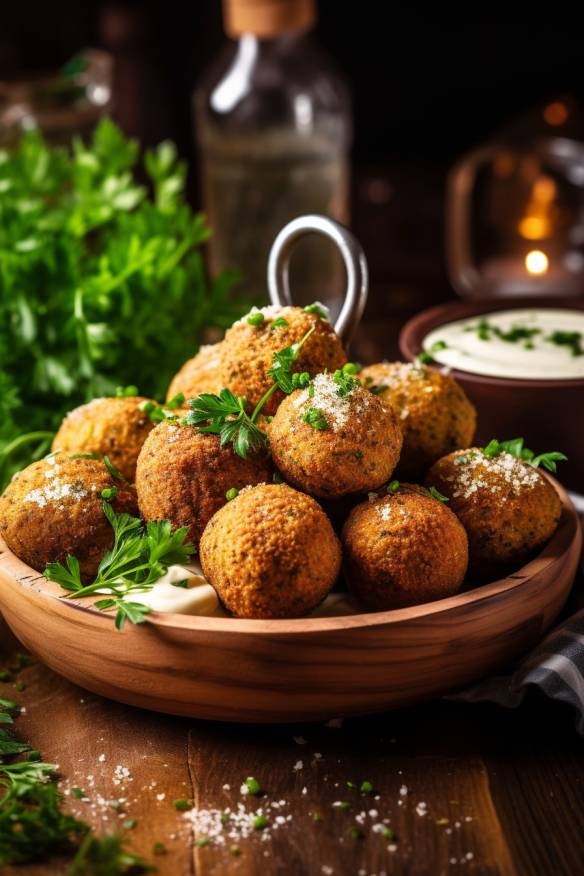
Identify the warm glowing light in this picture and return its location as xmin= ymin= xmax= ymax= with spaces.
xmin=519 ymin=216 xmax=550 ymax=240
xmin=544 ymin=102 xmax=568 ymax=126
xmin=525 ymin=250 xmax=549 ymax=275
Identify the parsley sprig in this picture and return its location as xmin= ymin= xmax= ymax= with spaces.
xmin=184 ymin=323 xmax=317 ymax=458
xmin=44 ymin=503 xmax=195 ymax=629
xmin=1 ymin=676 xmax=152 ymax=870
xmin=481 ymin=438 xmax=567 ymax=472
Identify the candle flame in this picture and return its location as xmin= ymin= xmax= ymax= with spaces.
xmin=525 ymin=250 xmax=549 ymax=275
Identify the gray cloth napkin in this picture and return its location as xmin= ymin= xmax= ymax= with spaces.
xmin=450 ymin=493 xmax=584 ymax=732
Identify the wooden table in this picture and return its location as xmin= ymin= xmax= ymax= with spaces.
xmin=2 ymin=612 xmax=583 ymax=876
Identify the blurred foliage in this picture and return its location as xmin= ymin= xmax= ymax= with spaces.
xmin=0 ymin=119 xmax=246 ymax=488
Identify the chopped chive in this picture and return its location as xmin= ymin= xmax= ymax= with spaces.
xmin=230 ymin=845 xmax=241 ymax=856
xmin=116 ymin=385 xmax=139 ymax=397
xmin=253 ymin=814 xmax=268 ymax=830
xmin=152 ymin=842 xmax=167 ymax=855
xmin=174 ymin=799 xmax=190 ymax=811
xmin=360 ymin=780 xmax=373 ymax=794
xmin=71 ymin=787 xmax=86 ymax=799
xmin=244 ymin=776 xmax=261 ymax=796
xmin=225 ymin=488 xmax=239 ymax=501
xmin=101 ymin=486 xmax=118 ymax=501
xmin=247 ymin=312 xmax=265 ymax=326
xmin=166 ymin=392 xmax=185 ymax=410
xmin=196 ymin=837 xmax=210 ymax=847
xmin=123 ymin=818 xmax=137 ymax=830
xmin=304 ymin=303 xmax=328 ymax=319
xmin=271 ymin=317 xmax=289 ymax=329
xmin=343 ymin=362 xmax=361 ymax=375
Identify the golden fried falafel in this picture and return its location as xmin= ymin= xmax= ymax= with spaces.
xmin=268 ymin=371 xmax=403 ymax=499
xmin=221 ymin=305 xmax=347 ymax=415
xmin=426 ymin=448 xmax=562 ymax=571
xmin=52 ymin=396 xmax=156 ymax=482
xmin=135 ymin=420 xmax=273 ymax=547
xmin=166 ymin=342 xmax=224 ymax=403
xmin=360 ymin=362 xmax=477 ymax=479
xmin=200 ymin=483 xmax=341 ymax=618
xmin=342 ymin=485 xmax=468 ymax=609
xmin=0 ymin=452 xmax=137 ymax=578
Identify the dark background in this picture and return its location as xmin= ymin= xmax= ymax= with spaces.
xmin=2 ymin=3 xmax=583 ymax=356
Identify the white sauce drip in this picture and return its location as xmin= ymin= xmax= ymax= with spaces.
xmin=423 ymin=308 xmax=584 ymax=380
xmin=136 ymin=564 xmax=358 ymax=617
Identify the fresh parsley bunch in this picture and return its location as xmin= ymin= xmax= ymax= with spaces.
xmin=45 ymin=502 xmax=195 ymax=629
xmin=0 ymin=119 xmax=247 ymax=489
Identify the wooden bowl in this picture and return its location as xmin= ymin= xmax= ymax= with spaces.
xmin=399 ymin=296 xmax=584 ymax=493
xmin=0 ymin=479 xmax=580 ymax=723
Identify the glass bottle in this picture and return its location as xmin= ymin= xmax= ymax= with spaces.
xmin=194 ymin=0 xmax=351 ymax=311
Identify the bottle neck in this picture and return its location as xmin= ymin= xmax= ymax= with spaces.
xmin=223 ymin=0 xmax=316 ymax=40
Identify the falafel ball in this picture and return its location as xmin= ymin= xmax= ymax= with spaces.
xmin=342 ymin=486 xmax=468 ymax=610
xmin=200 ymin=483 xmax=341 ymax=618
xmin=221 ymin=305 xmax=347 ymax=415
xmin=0 ymin=453 xmax=138 ymax=578
xmin=426 ymin=448 xmax=562 ymax=570
xmin=166 ymin=342 xmax=224 ymax=403
xmin=135 ymin=420 xmax=273 ymax=547
xmin=52 ymin=395 xmax=156 ymax=482
xmin=268 ymin=371 xmax=403 ymax=499
xmin=360 ymin=362 xmax=477 ymax=479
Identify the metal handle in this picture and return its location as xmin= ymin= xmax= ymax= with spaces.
xmin=267 ymin=215 xmax=368 ymax=345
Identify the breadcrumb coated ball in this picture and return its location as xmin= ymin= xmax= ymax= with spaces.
xmin=200 ymin=483 xmax=341 ymax=618
xmin=426 ymin=448 xmax=562 ymax=570
xmin=135 ymin=420 xmax=273 ymax=547
xmin=52 ymin=396 xmax=156 ymax=482
xmin=268 ymin=372 xmax=403 ymax=499
xmin=360 ymin=362 xmax=477 ymax=479
xmin=0 ymin=453 xmax=138 ymax=578
xmin=221 ymin=305 xmax=347 ymax=415
xmin=342 ymin=486 xmax=468 ymax=610
xmin=166 ymin=342 xmax=224 ymax=403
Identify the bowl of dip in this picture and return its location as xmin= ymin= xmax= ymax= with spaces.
xmin=399 ymin=297 xmax=584 ymax=492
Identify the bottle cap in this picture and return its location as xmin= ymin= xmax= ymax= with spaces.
xmin=222 ymin=0 xmax=316 ymax=39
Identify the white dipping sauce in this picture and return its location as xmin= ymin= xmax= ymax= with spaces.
xmin=136 ymin=564 xmax=359 ymax=618
xmin=423 ymin=308 xmax=584 ymax=380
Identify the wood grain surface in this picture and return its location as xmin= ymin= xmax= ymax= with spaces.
xmin=2 ymin=616 xmax=584 ymax=876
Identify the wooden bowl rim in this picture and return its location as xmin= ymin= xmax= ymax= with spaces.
xmin=0 ymin=478 xmax=580 ymax=637
xmin=399 ymin=296 xmax=584 ymax=388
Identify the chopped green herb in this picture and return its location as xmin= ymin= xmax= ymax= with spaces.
xmin=346 ymin=781 xmax=356 ymax=789
xmin=382 ymin=827 xmax=395 ymax=841
xmin=220 ymin=812 xmax=231 ymax=825
xmin=303 ymin=408 xmax=328 ymax=430
xmin=273 ymin=471 xmax=284 ymax=483
xmin=354 ymin=450 xmax=363 ymax=460
xmin=103 ymin=455 xmax=128 ymax=484
xmin=196 ymin=837 xmax=210 ymax=847
xmin=360 ymin=780 xmax=373 ymax=794
xmin=349 ymin=827 xmax=364 ymax=839
xmin=69 ymin=832 xmax=153 ymax=874
xmin=171 ymin=579 xmax=190 ymax=589
xmin=247 ymin=312 xmax=265 ymax=327
xmin=230 ymin=845 xmax=241 ymax=856
xmin=343 ymin=362 xmax=361 ymax=375
xmin=244 ymin=776 xmax=261 ymax=796
xmin=70 ymin=452 xmax=101 ymax=460
xmin=101 ymin=486 xmax=118 ymax=502
xmin=271 ymin=317 xmax=289 ymax=330
xmin=116 ymin=385 xmax=139 ymax=398
xmin=253 ymin=814 xmax=268 ymax=830
xmin=123 ymin=818 xmax=137 ymax=830
xmin=427 ymin=486 xmax=449 ymax=503
xmin=312 ymin=813 xmax=323 ymax=822
xmin=333 ymin=368 xmax=359 ymax=398
xmin=152 ymin=841 xmax=167 ymax=855
xmin=225 ymin=487 xmax=239 ymax=501
xmin=388 ymin=480 xmax=400 ymax=494
xmin=547 ymin=330 xmax=583 ymax=357
xmin=174 ymin=799 xmax=190 ymax=811
xmin=332 ymin=801 xmax=351 ymax=810
xmin=304 ymin=302 xmax=328 ymax=319
xmin=166 ymin=392 xmax=185 ymax=410
xmin=0 ymin=671 xmax=11 ymax=682
xmin=71 ymin=787 xmax=86 ymax=799
xmin=417 ymin=339 xmax=448 ymax=365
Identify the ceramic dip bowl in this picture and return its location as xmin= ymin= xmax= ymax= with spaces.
xmin=399 ymin=296 xmax=584 ymax=493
